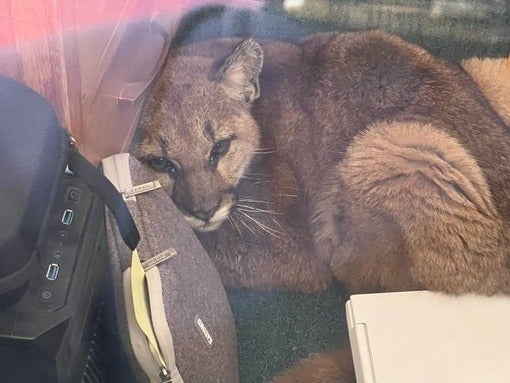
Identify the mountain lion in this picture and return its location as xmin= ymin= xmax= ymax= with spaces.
xmin=132 ymin=31 xmax=510 ymax=382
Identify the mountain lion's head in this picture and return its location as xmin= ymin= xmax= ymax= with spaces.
xmin=133 ymin=40 xmax=263 ymax=232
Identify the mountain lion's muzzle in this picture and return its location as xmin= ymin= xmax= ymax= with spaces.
xmin=172 ymin=176 xmax=237 ymax=232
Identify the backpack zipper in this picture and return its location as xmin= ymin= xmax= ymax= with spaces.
xmin=159 ymin=366 xmax=172 ymax=383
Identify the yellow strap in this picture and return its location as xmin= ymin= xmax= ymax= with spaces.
xmin=131 ymin=249 xmax=167 ymax=369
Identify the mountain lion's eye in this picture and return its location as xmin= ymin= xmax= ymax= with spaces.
xmin=209 ymin=139 xmax=231 ymax=167
xmin=212 ymin=139 xmax=231 ymax=156
xmin=147 ymin=157 xmax=180 ymax=179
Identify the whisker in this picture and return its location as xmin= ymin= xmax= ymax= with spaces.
xmin=237 ymin=205 xmax=282 ymax=215
xmin=252 ymin=180 xmax=274 ymax=186
xmin=228 ymin=216 xmax=244 ymax=240
xmin=238 ymin=211 xmax=285 ymax=240
xmin=238 ymin=198 xmax=274 ymax=205
xmin=234 ymin=212 xmax=258 ymax=238
xmin=253 ymin=149 xmax=281 ymax=155
xmin=271 ymin=217 xmax=287 ymax=234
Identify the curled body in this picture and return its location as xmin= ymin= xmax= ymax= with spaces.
xmin=133 ymin=30 xmax=510 ymax=382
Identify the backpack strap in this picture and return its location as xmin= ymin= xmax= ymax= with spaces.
xmin=67 ymin=149 xmax=140 ymax=250
xmin=0 ymin=251 xmax=37 ymax=296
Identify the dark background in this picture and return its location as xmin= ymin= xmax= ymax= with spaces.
xmin=174 ymin=0 xmax=510 ymax=62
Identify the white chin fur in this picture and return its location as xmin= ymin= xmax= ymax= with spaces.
xmin=195 ymin=221 xmax=224 ymax=232
xmin=183 ymin=202 xmax=232 ymax=232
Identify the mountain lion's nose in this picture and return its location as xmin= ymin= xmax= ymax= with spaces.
xmin=191 ymin=207 xmax=217 ymax=222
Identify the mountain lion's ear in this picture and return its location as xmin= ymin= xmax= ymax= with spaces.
xmin=215 ymin=39 xmax=263 ymax=104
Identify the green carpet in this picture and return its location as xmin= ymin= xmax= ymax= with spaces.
xmin=228 ymin=285 xmax=349 ymax=383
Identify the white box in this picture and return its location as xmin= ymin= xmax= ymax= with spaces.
xmin=346 ymin=291 xmax=510 ymax=383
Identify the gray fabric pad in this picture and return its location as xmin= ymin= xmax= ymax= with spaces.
xmin=105 ymin=154 xmax=239 ymax=383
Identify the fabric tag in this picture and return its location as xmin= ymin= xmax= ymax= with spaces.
xmin=142 ymin=248 xmax=178 ymax=271
xmin=122 ymin=180 xmax=161 ymax=199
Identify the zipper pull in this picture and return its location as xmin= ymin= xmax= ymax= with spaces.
xmin=159 ymin=366 xmax=172 ymax=383
xmin=68 ymin=134 xmax=76 ymax=147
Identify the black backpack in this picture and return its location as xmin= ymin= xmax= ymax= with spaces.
xmin=0 ymin=75 xmax=139 ymax=382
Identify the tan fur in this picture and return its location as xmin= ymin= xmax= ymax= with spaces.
xmin=273 ymin=54 xmax=510 ymax=382
xmin=133 ymin=39 xmax=332 ymax=291
xmin=270 ymin=347 xmax=355 ymax=383
xmin=462 ymin=56 xmax=510 ymax=126
xmin=336 ymin=121 xmax=508 ymax=294
xmin=134 ymin=31 xmax=510 ymax=383
xmin=133 ymin=53 xmax=261 ymax=232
